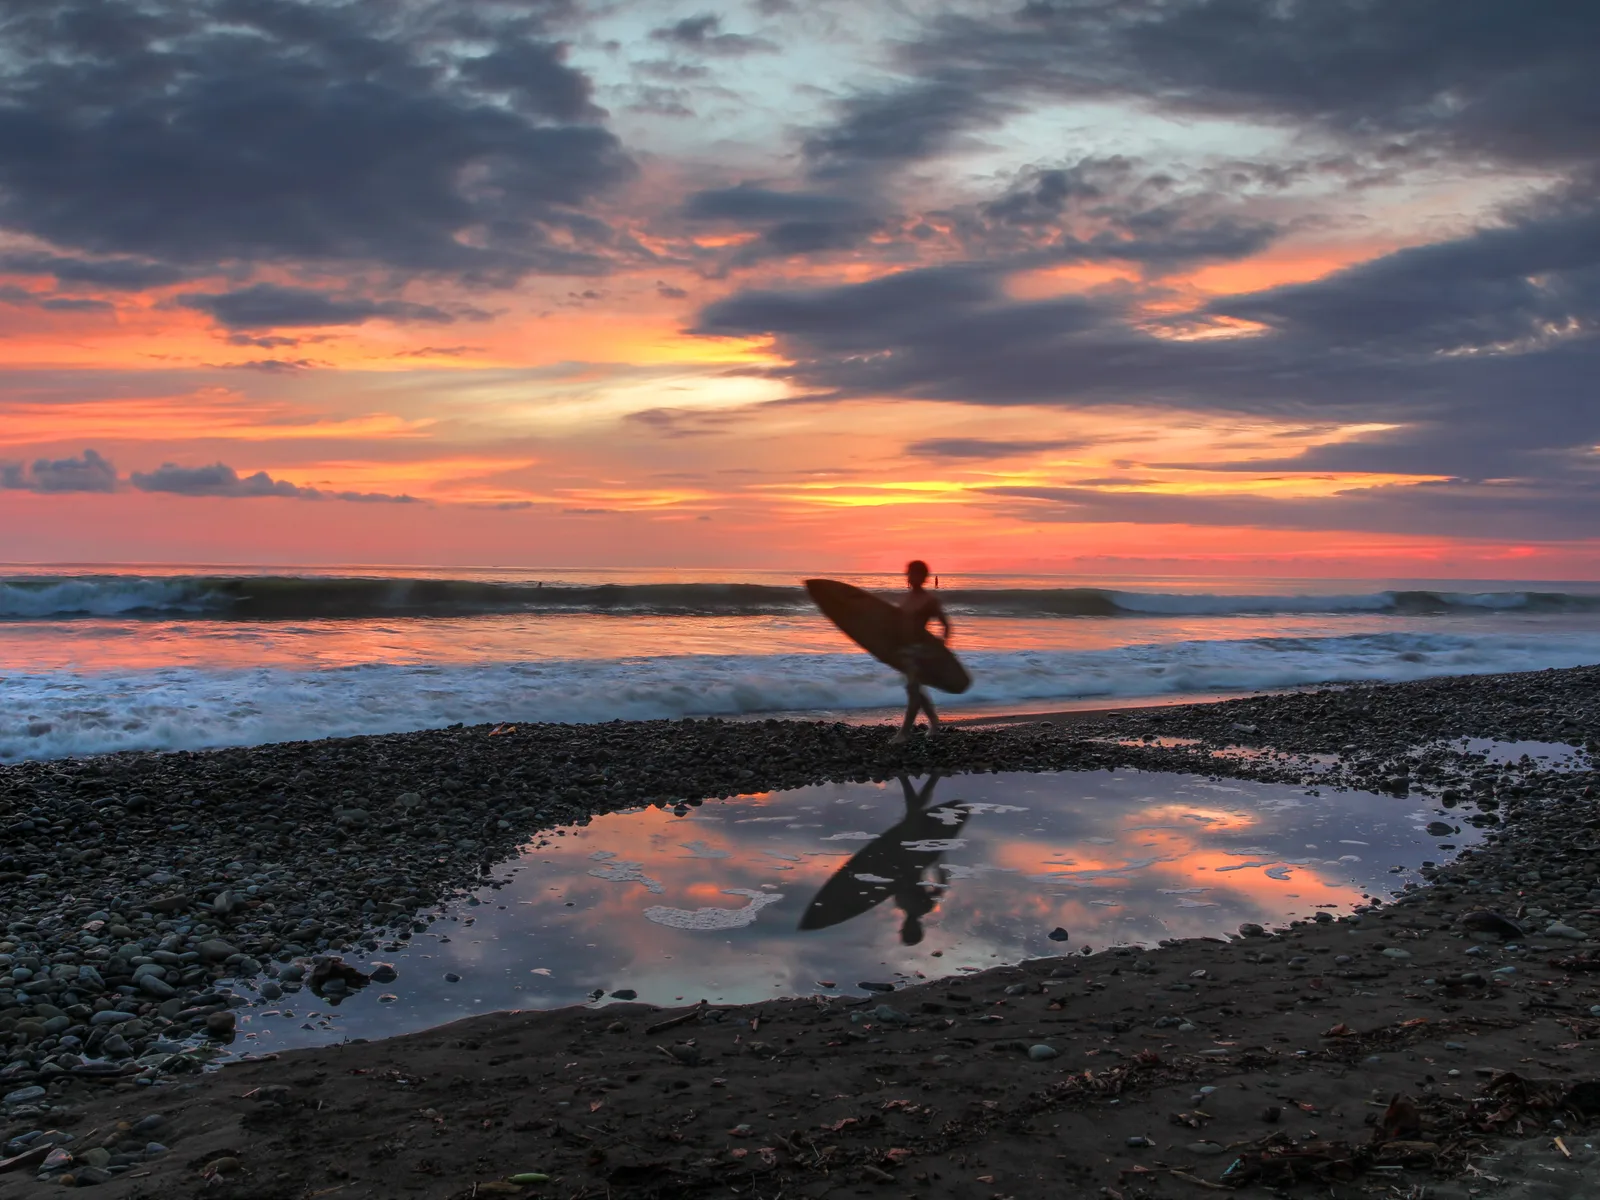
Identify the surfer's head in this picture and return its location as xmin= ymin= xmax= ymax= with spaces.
xmin=906 ymin=560 xmax=930 ymax=588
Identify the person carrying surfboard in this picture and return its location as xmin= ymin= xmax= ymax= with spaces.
xmin=893 ymin=560 xmax=950 ymax=743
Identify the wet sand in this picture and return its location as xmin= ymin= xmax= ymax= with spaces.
xmin=6 ymin=665 xmax=1600 ymax=1197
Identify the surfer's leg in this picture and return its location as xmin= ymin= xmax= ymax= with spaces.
xmin=922 ymin=689 xmax=941 ymax=734
xmin=891 ymin=678 xmax=920 ymax=743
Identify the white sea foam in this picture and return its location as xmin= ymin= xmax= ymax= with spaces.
xmin=4 ymin=627 xmax=1600 ymax=760
xmin=643 ymin=888 xmax=783 ymax=930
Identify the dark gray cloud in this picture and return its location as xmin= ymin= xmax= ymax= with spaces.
xmin=0 ymin=448 xmax=117 ymax=493
xmin=906 ymin=437 xmax=1083 ymax=460
xmin=978 ymin=477 xmax=1600 ymax=542
xmin=650 ymin=15 xmax=776 ymax=56
xmin=0 ymin=252 xmax=196 ymax=289
xmin=130 ymin=461 xmax=415 ymax=503
xmin=945 ymin=157 xmax=1283 ymax=272
xmin=0 ymin=285 xmax=114 ymax=313
xmin=801 ymin=0 xmax=1600 ymax=181
xmin=222 ymin=358 xmax=322 ymax=373
xmin=0 ymin=0 xmax=634 ymax=282
xmin=681 ymin=183 xmax=882 ymax=264
xmin=695 ymin=183 xmax=1600 ymax=486
xmin=624 ymin=407 xmax=744 ymax=438
xmin=225 ymin=333 xmax=302 ymax=349
xmin=457 ymin=36 xmax=603 ymax=122
xmin=177 ymin=284 xmax=463 ymax=330
xmin=803 ymin=77 xmax=1017 ymax=182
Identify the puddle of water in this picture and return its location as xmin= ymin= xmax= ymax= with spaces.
xmin=1433 ymin=738 xmax=1589 ymax=770
xmin=221 ymin=769 xmax=1479 ymax=1054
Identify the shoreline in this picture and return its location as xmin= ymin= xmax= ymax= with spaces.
xmin=4 ymin=664 xmax=1600 ymax=1195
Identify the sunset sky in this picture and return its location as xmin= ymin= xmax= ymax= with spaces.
xmin=2 ymin=0 xmax=1597 ymax=576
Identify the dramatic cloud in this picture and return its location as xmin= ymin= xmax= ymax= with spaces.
xmin=799 ymin=0 xmax=1600 ymax=180
xmin=0 ymin=0 xmax=635 ymax=281
xmin=0 ymin=448 xmax=117 ymax=493
xmin=979 ymin=478 xmax=1600 ymax=543
xmin=682 ymin=184 xmax=881 ymax=263
xmin=696 ymin=183 xmax=1600 ymax=483
xmin=130 ymin=461 xmax=415 ymax=503
xmin=907 ymin=438 xmax=1083 ymax=460
xmin=0 ymin=286 xmax=113 ymax=313
xmin=650 ymin=15 xmax=775 ymax=56
xmin=0 ymin=252 xmax=196 ymax=289
xmin=177 ymin=285 xmax=462 ymax=330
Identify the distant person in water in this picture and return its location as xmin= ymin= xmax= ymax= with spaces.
xmin=893 ymin=560 xmax=950 ymax=743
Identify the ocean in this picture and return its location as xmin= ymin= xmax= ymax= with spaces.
xmin=4 ymin=565 xmax=1600 ymax=762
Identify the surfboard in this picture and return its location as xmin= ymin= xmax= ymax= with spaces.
xmin=804 ymin=578 xmax=971 ymax=694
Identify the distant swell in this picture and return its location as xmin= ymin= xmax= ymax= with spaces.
xmin=4 ymin=575 xmax=1600 ymax=622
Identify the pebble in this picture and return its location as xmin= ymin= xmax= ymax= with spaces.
xmin=1187 ymin=1141 xmax=1225 ymax=1155
xmin=1380 ymin=948 xmax=1412 ymax=959
xmin=1126 ymin=1136 xmax=1152 ymax=1148
xmin=2 ymin=1085 xmax=46 ymax=1105
xmin=444 ymin=972 xmax=462 ymax=983
xmin=1545 ymin=923 xmax=1587 ymax=940
xmin=1027 ymin=1044 xmax=1059 ymax=1060
xmin=205 ymin=1011 xmax=237 ymax=1036
xmin=1047 ymin=927 xmax=1070 ymax=942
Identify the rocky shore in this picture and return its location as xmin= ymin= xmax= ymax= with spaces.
xmin=3 ymin=663 xmax=1600 ymax=1196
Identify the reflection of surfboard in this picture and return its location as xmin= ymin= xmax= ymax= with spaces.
xmin=799 ymin=804 xmax=972 ymax=932
xmin=804 ymin=579 xmax=971 ymax=694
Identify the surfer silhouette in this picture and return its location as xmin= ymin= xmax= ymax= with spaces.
xmin=893 ymin=560 xmax=950 ymax=743
xmin=798 ymin=773 xmax=969 ymax=945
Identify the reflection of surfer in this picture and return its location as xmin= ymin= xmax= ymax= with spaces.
xmin=893 ymin=560 xmax=950 ymax=744
xmin=799 ymin=773 xmax=970 ymax=945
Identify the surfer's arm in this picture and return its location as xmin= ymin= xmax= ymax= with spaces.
xmin=931 ymin=601 xmax=951 ymax=643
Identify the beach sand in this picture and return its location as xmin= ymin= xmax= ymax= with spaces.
xmin=5 ymin=666 xmax=1600 ymax=1197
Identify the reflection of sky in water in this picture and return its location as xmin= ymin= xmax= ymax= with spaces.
xmin=228 ymin=769 xmax=1479 ymax=1053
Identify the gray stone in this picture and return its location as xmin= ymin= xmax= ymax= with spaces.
xmin=139 ymin=975 xmax=176 ymax=998
xmin=1545 ymin=923 xmax=1586 ymax=940
xmin=90 ymin=1009 xmax=135 ymax=1026
xmin=196 ymin=939 xmax=238 ymax=962
xmin=1027 ymin=1044 xmax=1059 ymax=1061
xmin=2 ymin=1085 xmax=46 ymax=1105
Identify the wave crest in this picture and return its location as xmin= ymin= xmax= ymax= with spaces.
xmin=3 ymin=575 xmax=1598 ymax=621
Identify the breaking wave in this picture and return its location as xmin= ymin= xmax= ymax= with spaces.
xmin=7 ymin=628 xmax=1600 ymax=760
xmin=4 ymin=574 xmax=1599 ymax=621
